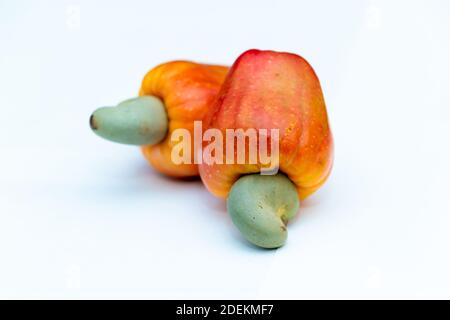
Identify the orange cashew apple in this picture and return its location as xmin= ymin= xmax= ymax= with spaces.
xmin=90 ymin=61 xmax=228 ymax=177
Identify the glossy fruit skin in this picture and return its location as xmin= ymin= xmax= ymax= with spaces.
xmin=199 ymin=49 xmax=333 ymax=199
xmin=139 ymin=61 xmax=228 ymax=177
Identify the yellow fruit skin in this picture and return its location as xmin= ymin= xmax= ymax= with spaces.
xmin=139 ymin=61 xmax=228 ymax=177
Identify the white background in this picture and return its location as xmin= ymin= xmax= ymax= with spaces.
xmin=1 ymin=0 xmax=450 ymax=299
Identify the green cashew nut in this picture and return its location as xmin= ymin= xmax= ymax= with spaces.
xmin=89 ymin=96 xmax=168 ymax=145
xmin=227 ymin=173 xmax=300 ymax=249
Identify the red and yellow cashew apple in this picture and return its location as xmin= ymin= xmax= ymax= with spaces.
xmin=199 ymin=49 xmax=333 ymax=248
